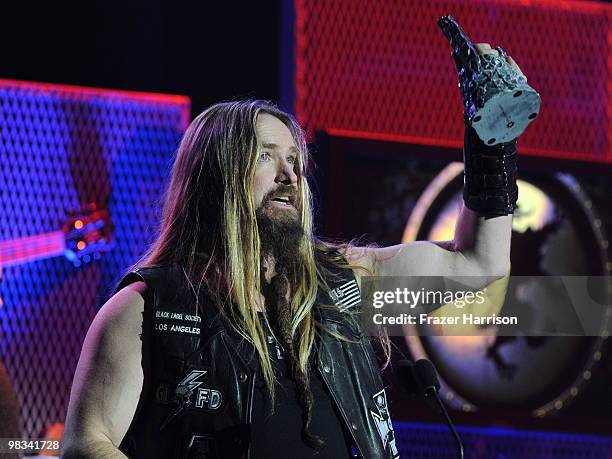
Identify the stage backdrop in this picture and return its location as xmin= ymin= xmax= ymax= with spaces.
xmin=0 ymin=79 xmax=190 ymax=439
xmin=290 ymin=0 xmax=612 ymax=164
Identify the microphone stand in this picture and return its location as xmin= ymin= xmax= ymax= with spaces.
xmin=423 ymin=386 xmax=464 ymax=459
xmin=394 ymin=359 xmax=465 ymax=459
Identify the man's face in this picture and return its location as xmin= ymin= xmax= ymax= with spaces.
xmin=253 ymin=113 xmax=300 ymax=222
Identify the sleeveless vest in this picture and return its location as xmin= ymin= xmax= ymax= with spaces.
xmin=116 ymin=264 xmax=400 ymax=459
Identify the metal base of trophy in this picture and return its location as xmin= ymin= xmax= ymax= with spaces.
xmin=471 ymin=87 xmax=541 ymax=145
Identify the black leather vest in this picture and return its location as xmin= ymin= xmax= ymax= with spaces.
xmin=116 ymin=264 xmax=399 ymax=459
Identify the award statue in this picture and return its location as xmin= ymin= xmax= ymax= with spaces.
xmin=438 ymin=15 xmax=541 ymax=146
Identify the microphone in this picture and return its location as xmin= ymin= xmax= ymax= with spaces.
xmin=392 ymin=360 xmax=420 ymax=397
xmin=412 ymin=359 xmax=441 ymax=396
xmin=394 ymin=359 xmax=464 ymax=459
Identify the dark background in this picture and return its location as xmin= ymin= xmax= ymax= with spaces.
xmin=1 ymin=1 xmax=282 ymax=117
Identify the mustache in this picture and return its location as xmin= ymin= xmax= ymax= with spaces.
xmin=262 ymin=184 xmax=298 ymax=203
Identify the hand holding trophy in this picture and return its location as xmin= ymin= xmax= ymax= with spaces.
xmin=438 ymin=16 xmax=541 ymax=217
xmin=438 ymin=15 xmax=540 ymax=145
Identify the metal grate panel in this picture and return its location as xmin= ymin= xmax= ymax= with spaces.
xmin=295 ymin=0 xmax=612 ymax=163
xmin=0 ymin=79 xmax=189 ymax=439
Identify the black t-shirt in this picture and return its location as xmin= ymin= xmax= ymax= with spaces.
xmin=249 ymin=313 xmax=353 ymax=459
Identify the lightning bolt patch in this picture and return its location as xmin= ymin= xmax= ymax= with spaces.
xmin=176 ymin=369 xmax=207 ymax=397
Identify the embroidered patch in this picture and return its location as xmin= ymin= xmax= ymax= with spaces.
xmin=329 ymin=279 xmax=361 ymax=308
xmin=195 ymin=386 xmax=223 ymax=410
xmin=155 ymin=383 xmax=171 ymax=403
xmin=153 ymin=309 xmax=202 ymax=336
xmin=176 ymin=369 xmax=223 ymax=411
xmin=370 ymin=389 xmax=399 ymax=458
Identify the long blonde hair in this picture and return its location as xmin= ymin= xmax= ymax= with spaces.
xmin=139 ymin=100 xmax=348 ymax=398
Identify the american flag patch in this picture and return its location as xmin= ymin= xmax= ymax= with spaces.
xmin=329 ymin=279 xmax=361 ymax=308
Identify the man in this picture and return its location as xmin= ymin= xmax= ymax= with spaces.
xmin=61 ymin=42 xmax=521 ymax=458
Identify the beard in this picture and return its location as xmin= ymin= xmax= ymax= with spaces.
xmin=256 ymin=186 xmax=305 ymax=276
xmin=255 ymin=187 xmax=324 ymax=450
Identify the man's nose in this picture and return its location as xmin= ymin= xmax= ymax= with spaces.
xmin=276 ymin=160 xmax=298 ymax=185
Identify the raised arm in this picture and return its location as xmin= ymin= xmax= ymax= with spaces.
xmin=350 ymin=14 xmax=543 ymax=285
xmin=61 ymin=282 xmax=147 ymax=458
xmin=350 ymin=35 xmax=536 ymax=281
xmin=367 ymin=206 xmax=511 ymax=279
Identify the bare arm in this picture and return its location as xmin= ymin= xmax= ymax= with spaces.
xmin=349 ymin=43 xmax=518 ymax=282
xmin=373 ymin=204 xmax=511 ymax=278
xmin=61 ymin=282 xmax=147 ymax=459
xmin=345 ymin=203 xmax=510 ymax=283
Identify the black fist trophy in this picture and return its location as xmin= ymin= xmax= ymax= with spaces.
xmin=438 ymin=15 xmax=540 ymax=145
xmin=437 ymin=15 xmax=541 ymax=216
